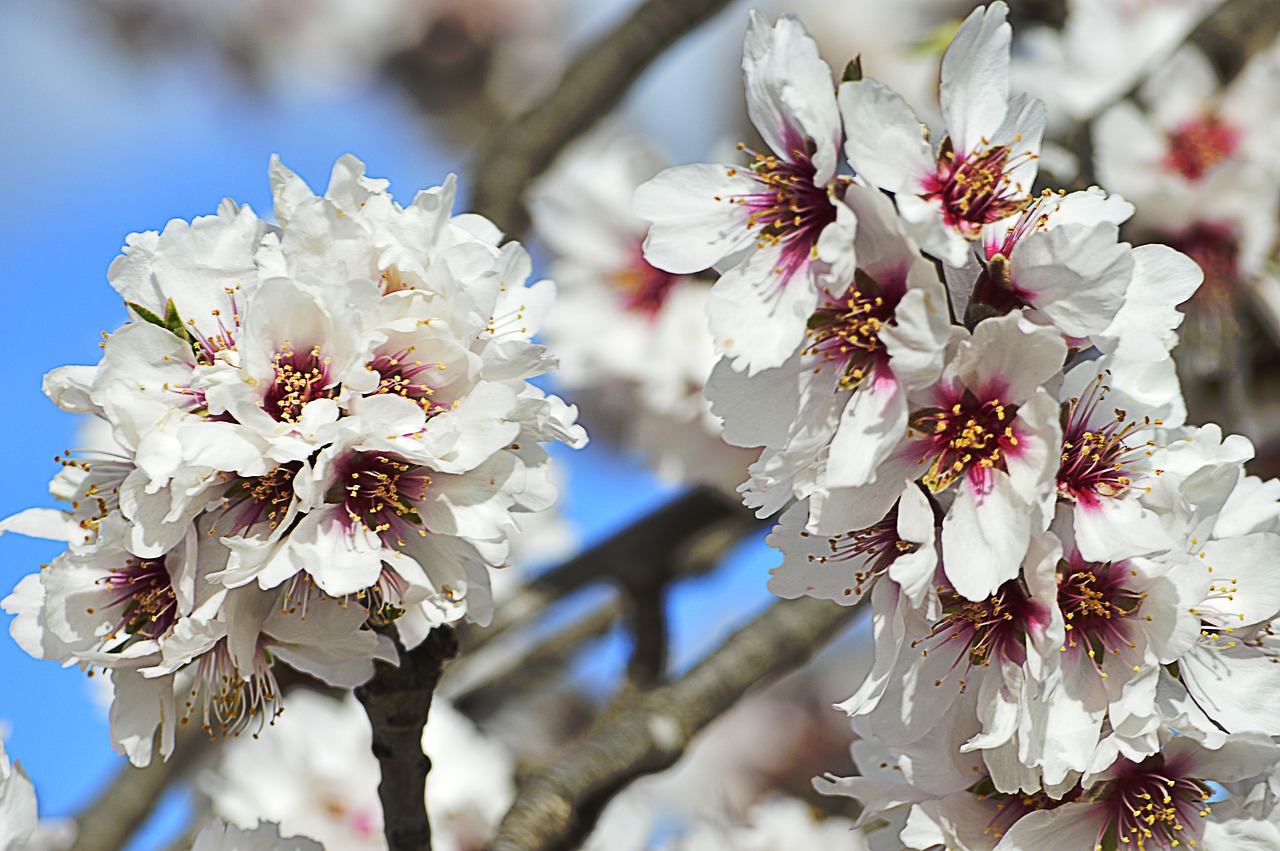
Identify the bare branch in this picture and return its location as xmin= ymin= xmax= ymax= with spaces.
xmin=67 ymin=721 xmax=209 ymax=851
xmin=456 ymin=487 xmax=755 ymax=655
xmin=468 ymin=0 xmax=737 ymax=235
xmin=448 ymin=597 xmax=622 ymax=719
xmin=486 ymin=595 xmax=861 ymax=851
xmin=357 ymin=626 xmax=460 ymax=851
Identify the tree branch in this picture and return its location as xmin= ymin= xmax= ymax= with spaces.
xmin=67 ymin=720 xmax=209 ymax=851
xmin=486 ymin=595 xmax=861 ymax=851
xmin=456 ymin=487 xmax=755 ymax=655
xmin=468 ymin=0 xmax=736 ymax=235
xmin=357 ymin=625 xmax=460 ymax=851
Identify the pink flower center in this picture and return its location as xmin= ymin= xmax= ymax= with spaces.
xmin=100 ymin=557 xmax=178 ymax=641
xmin=803 ymin=269 xmax=900 ymax=390
xmin=1168 ymin=223 xmax=1240 ymax=302
xmin=219 ymin=462 xmax=301 ymax=536
xmin=722 ymin=141 xmax=838 ymax=285
xmin=371 ymin=347 xmax=445 ymax=415
xmin=1057 ymin=375 xmax=1154 ymax=508
xmin=924 ymin=138 xmax=1032 ymax=236
xmin=1094 ymin=754 xmax=1212 ymax=850
xmin=262 ymin=342 xmax=335 ymax=423
xmin=331 ymin=453 xmax=431 ymax=549
xmin=798 ymin=502 xmax=921 ymax=598
xmin=612 ymin=247 xmax=680 ymax=317
xmin=918 ymin=579 xmax=1042 ymax=680
xmin=910 ymin=390 xmax=1019 ymax=493
xmin=1056 ymin=555 xmax=1145 ymax=669
xmin=1163 ymin=113 xmax=1239 ymax=181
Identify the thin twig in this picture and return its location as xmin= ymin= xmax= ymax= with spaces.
xmin=357 ymin=626 xmax=460 ymax=851
xmin=486 ymin=595 xmax=861 ymax=851
xmin=468 ymin=0 xmax=737 ymax=235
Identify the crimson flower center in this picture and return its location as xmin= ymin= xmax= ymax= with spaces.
xmin=722 ymin=141 xmax=838 ymax=286
xmin=921 ymin=580 xmax=1038 ymax=679
xmin=101 ymin=557 xmax=177 ymax=641
xmin=1057 ymin=557 xmax=1145 ymax=668
xmin=221 ymin=462 xmax=301 ymax=536
xmin=924 ymin=138 xmax=1031 ymax=236
xmin=612 ymin=249 xmax=680 ymax=317
xmin=262 ymin=342 xmax=336 ymax=423
xmin=1095 ymin=754 xmax=1212 ymax=850
xmin=911 ymin=391 xmax=1019 ymax=493
xmin=371 ymin=347 xmax=443 ymax=415
xmin=800 ymin=503 xmax=919 ymax=598
xmin=803 ymin=270 xmax=898 ymax=391
xmin=332 ymin=453 xmax=431 ymax=548
xmin=1162 ymin=113 xmax=1239 ymax=182
xmin=1057 ymin=377 xmax=1150 ymax=507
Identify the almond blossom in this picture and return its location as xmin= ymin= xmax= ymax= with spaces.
xmin=635 ymin=11 xmax=856 ymax=375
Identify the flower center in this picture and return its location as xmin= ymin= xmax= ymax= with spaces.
xmin=803 ymin=270 xmax=898 ymax=390
xmin=924 ymin=138 xmax=1032 ymax=236
xmin=101 ymin=557 xmax=178 ymax=642
xmin=1168 ymin=223 xmax=1240 ymax=302
xmin=612 ymin=248 xmax=681 ymax=317
xmin=1057 ymin=375 xmax=1153 ymax=507
xmin=330 ymin=453 xmax=431 ymax=548
xmin=370 ymin=347 xmax=443 ymax=414
xmin=799 ymin=503 xmax=920 ymax=598
xmin=186 ymin=639 xmax=281 ymax=739
xmin=918 ymin=580 xmax=1040 ymax=682
xmin=1093 ymin=754 xmax=1212 ymax=850
xmin=722 ymin=141 xmax=839 ymax=285
xmin=219 ymin=462 xmax=301 ymax=536
xmin=1162 ymin=113 xmax=1239 ymax=182
xmin=262 ymin=341 xmax=335 ymax=423
xmin=910 ymin=390 xmax=1019 ymax=493
xmin=973 ymin=776 xmax=1078 ymax=840
xmin=1056 ymin=555 xmax=1145 ymax=669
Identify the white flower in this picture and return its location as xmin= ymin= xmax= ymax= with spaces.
xmin=838 ymin=2 xmax=1046 ymax=266
xmin=0 ymin=737 xmax=37 ymax=851
xmin=662 ymin=797 xmax=871 ymax=851
xmin=190 ymin=819 xmax=322 ymax=851
xmin=635 ymin=11 xmax=856 ymax=375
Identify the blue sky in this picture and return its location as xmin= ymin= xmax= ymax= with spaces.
xmin=0 ymin=0 xmax=792 ymax=844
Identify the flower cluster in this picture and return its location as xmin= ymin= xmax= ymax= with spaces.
xmin=639 ymin=4 xmax=1280 ymax=848
xmin=2 ymin=154 xmax=585 ymax=766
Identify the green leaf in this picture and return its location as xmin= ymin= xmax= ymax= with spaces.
xmin=841 ymin=56 xmax=863 ymax=84
xmin=127 ymin=298 xmax=198 ymax=348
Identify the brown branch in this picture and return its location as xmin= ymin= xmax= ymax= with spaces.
xmin=449 ymin=597 xmax=622 ymax=720
xmin=456 ymin=487 xmax=755 ymax=655
xmin=357 ymin=626 xmax=460 ymax=851
xmin=486 ymin=595 xmax=861 ymax=851
xmin=468 ymin=0 xmax=737 ymax=236
xmin=67 ymin=720 xmax=209 ymax=851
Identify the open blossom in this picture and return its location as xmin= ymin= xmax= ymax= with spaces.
xmin=4 ymin=154 xmax=584 ymax=764
xmin=838 ymin=2 xmax=1046 ymax=266
xmin=710 ymin=182 xmax=950 ymax=518
xmin=635 ymin=11 xmax=856 ymax=375
xmin=529 ymin=129 xmax=754 ymax=492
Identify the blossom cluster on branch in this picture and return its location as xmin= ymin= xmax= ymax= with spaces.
xmin=637 ymin=4 xmax=1280 ymax=848
xmin=1 ymin=155 xmax=585 ymax=766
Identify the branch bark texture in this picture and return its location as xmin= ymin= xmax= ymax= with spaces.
xmin=357 ymin=625 xmax=460 ymax=851
xmin=486 ymin=595 xmax=861 ymax=851
xmin=468 ymin=0 xmax=736 ymax=235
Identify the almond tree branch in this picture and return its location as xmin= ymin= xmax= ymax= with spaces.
xmin=468 ymin=0 xmax=737 ymax=235
xmin=67 ymin=720 xmax=209 ymax=851
xmin=486 ymin=595 xmax=861 ymax=851
xmin=455 ymin=487 xmax=755 ymax=655
xmin=357 ymin=625 xmax=460 ymax=851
